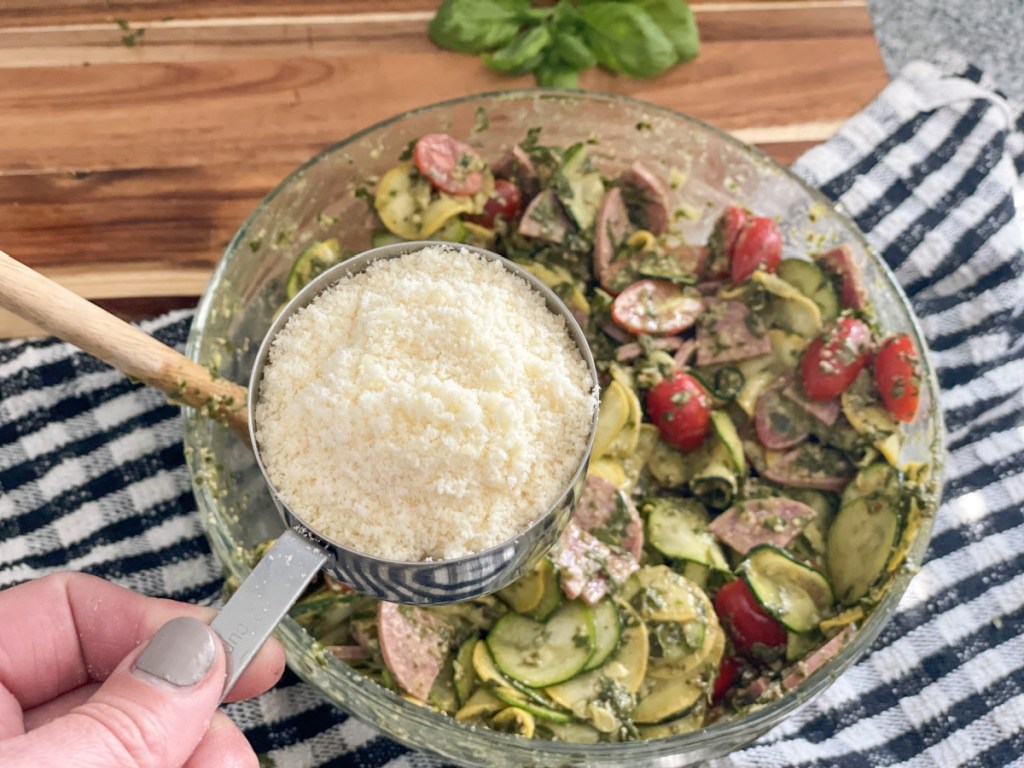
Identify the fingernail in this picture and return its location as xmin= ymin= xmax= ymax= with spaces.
xmin=133 ymin=616 xmax=217 ymax=687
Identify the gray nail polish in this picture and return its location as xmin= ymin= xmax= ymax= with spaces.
xmin=133 ymin=616 xmax=217 ymax=687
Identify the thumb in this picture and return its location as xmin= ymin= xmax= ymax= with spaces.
xmin=8 ymin=617 xmax=228 ymax=768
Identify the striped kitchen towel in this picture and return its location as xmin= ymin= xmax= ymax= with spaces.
xmin=1 ymin=53 xmax=1022 ymax=766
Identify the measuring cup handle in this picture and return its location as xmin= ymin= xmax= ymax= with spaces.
xmin=211 ymin=528 xmax=327 ymax=697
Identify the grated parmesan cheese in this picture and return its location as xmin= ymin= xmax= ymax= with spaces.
xmin=254 ymin=245 xmax=597 ymax=562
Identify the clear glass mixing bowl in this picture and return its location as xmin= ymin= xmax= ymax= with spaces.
xmin=184 ymin=90 xmax=944 ymax=767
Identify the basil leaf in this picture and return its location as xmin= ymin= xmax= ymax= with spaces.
xmin=536 ymin=47 xmax=582 ymax=88
xmin=636 ymin=0 xmax=700 ymax=62
xmin=483 ymin=24 xmax=553 ymax=75
xmin=552 ymin=30 xmax=597 ymax=70
xmin=536 ymin=62 xmax=581 ymax=89
xmin=579 ymin=3 xmax=677 ymax=78
xmin=428 ymin=0 xmax=531 ymax=54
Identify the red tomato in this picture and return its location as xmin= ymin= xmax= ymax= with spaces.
xmin=413 ymin=133 xmax=484 ymax=196
xmin=646 ymin=371 xmax=712 ymax=451
xmin=731 ymin=216 xmax=783 ymax=284
xmin=713 ymin=579 xmax=786 ymax=655
xmin=800 ymin=316 xmax=873 ymax=401
xmin=712 ymin=655 xmax=743 ymax=704
xmin=611 ymin=279 xmax=703 ymax=336
xmin=874 ymin=334 xmax=921 ymax=422
xmin=707 ymin=206 xmax=750 ymax=279
xmin=467 ymin=178 xmax=521 ymax=228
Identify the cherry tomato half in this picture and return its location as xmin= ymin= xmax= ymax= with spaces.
xmin=712 ymin=655 xmax=743 ymax=704
xmin=707 ymin=206 xmax=749 ymax=279
xmin=646 ymin=371 xmax=712 ymax=451
xmin=413 ymin=133 xmax=484 ymax=196
xmin=713 ymin=579 xmax=786 ymax=656
xmin=874 ymin=334 xmax=921 ymax=422
xmin=731 ymin=216 xmax=783 ymax=284
xmin=467 ymin=178 xmax=522 ymax=228
xmin=611 ymin=279 xmax=703 ymax=336
xmin=800 ymin=316 xmax=873 ymax=401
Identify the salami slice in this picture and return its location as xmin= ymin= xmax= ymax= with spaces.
xmin=708 ymin=497 xmax=819 ymax=555
xmin=573 ymin=474 xmax=644 ymax=559
xmin=377 ymin=602 xmax=451 ymax=701
xmin=696 ymin=299 xmax=772 ymax=365
xmin=816 ymin=244 xmax=868 ymax=310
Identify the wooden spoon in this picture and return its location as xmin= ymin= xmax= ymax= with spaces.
xmin=0 ymin=249 xmax=249 ymax=440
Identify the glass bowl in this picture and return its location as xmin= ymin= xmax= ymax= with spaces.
xmin=184 ymin=90 xmax=945 ymax=767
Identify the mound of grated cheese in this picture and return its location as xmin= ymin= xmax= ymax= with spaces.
xmin=254 ymin=245 xmax=597 ymax=562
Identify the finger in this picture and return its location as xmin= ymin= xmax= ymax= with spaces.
xmin=0 ymin=688 xmax=25 ymax=740
xmin=22 ymin=683 xmax=100 ymax=730
xmin=0 ymin=617 xmax=226 ymax=768
xmin=182 ymin=712 xmax=259 ymax=768
xmin=0 ymin=572 xmax=285 ymax=710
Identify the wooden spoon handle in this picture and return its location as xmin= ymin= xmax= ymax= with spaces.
xmin=0 ymin=249 xmax=249 ymax=440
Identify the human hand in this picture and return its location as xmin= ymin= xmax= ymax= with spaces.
xmin=0 ymin=572 xmax=286 ymax=768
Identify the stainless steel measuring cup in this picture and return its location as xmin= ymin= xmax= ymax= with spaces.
xmin=209 ymin=241 xmax=599 ymax=692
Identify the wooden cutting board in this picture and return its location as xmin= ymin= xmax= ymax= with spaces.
xmin=0 ymin=0 xmax=888 ymax=338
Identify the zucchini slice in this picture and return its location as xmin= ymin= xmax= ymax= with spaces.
xmin=828 ymin=461 xmax=904 ymax=604
xmin=583 ymin=599 xmax=622 ymax=672
xmin=497 ymin=559 xmax=552 ymax=614
xmin=633 ymin=675 xmax=704 ymax=724
xmin=841 ymin=461 xmax=903 ymax=509
xmin=453 ymin=636 xmax=479 ymax=706
xmin=486 ymin=601 xmax=595 ymax=688
xmin=557 ymin=143 xmax=605 ymax=230
xmin=623 ymin=566 xmax=699 ymax=624
xmin=286 ymin=238 xmax=341 ymax=300
xmin=711 ymin=410 xmax=746 ymax=476
xmin=454 ymin=686 xmax=504 ymax=721
xmin=537 ymin=720 xmax=603 ymax=744
xmin=739 ymin=545 xmax=833 ymax=633
xmin=645 ymin=498 xmax=728 ymax=571
xmin=491 ymin=686 xmax=572 ymax=724
xmin=491 ymin=706 xmax=536 ymax=737
xmin=828 ymin=496 xmax=901 ymax=605
xmin=527 ymin=560 xmax=563 ymax=621
xmin=776 ymin=258 xmax=840 ymax=325
xmin=592 ymin=379 xmax=631 ymax=459
xmin=636 ymin=703 xmax=706 ymax=739
xmin=545 ymin=600 xmax=648 ymax=713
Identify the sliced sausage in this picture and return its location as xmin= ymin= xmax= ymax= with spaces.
xmin=761 ymin=443 xmax=855 ymax=491
xmin=782 ymin=377 xmax=841 ymax=426
xmin=708 ymin=497 xmax=819 ymax=555
xmin=816 ymin=244 xmax=868 ymax=310
xmin=616 ymin=335 xmax=685 ymax=363
xmin=755 ymin=386 xmax=810 ymax=450
xmin=552 ymin=520 xmax=638 ymax=606
xmin=695 ymin=299 xmax=772 ymax=366
xmin=619 ymin=161 xmax=670 ymax=235
xmin=665 ymin=244 xmax=708 ymax=280
xmin=492 ymin=145 xmax=539 ymax=199
xmin=573 ymin=474 xmax=644 ymax=559
xmin=378 ymin=602 xmax=452 ymax=701
xmin=413 ymin=133 xmax=484 ymax=196
xmin=328 ymin=645 xmax=371 ymax=661
xmin=611 ymin=279 xmax=703 ymax=336
xmin=781 ymin=625 xmax=856 ymax=690
xmin=594 ymin=187 xmax=634 ymax=292
xmin=518 ymin=189 xmax=572 ymax=243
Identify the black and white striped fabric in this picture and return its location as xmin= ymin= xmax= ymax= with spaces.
xmin=1 ymin=53 xmax=1022 ymax=767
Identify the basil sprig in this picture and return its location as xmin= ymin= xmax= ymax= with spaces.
xmin=428 ymin=0 xmax=700 ymax=88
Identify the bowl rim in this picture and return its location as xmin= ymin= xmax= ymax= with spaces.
xmin=187 ymin=87 xmax=946 ymax=762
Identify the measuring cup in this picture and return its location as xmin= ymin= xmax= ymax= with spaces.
xmin=0 ymin=242 xmax=599 ymax=693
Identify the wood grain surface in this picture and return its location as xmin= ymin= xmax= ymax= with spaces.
xmin=0 ymin=0 xmax=887 ymax=338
